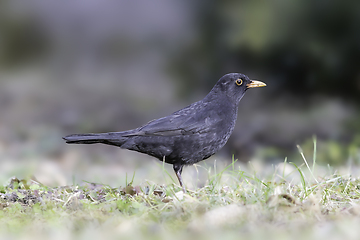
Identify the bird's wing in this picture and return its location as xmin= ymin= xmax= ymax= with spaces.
xmin=123 ymin=103 xmax=222 ymax=136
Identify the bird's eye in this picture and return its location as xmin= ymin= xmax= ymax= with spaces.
xmin=235 ymin=78 xmax=243 ymax=86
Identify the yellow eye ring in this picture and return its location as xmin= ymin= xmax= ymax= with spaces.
xmin=235 ymin=78 xmax=243 ymax=86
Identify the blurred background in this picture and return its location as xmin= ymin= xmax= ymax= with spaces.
xmin=1 ymin=0 xmax=360 ymax=187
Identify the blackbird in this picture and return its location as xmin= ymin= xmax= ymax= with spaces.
xmin=63 ymin=73 xmax=266 ymax=192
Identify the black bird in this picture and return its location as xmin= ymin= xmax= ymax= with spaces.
xmin=63 ymin=73 xmax=266 ymax=192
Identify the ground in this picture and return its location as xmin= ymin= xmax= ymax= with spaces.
xmin=1 ymin=154 xmax=360 ymax=240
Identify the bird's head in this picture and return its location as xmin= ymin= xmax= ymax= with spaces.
xmin=209 ymin=73 xmax=266 ymax=103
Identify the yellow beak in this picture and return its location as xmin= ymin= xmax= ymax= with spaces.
xmin=246 ymin=80 xmax=266 ymax=88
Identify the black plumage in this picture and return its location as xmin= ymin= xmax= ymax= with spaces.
xmin=63 ymin=73 xmax=266 ymax=192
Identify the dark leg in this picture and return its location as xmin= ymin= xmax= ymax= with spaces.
xmin=173 ymin=164 xmax=186 ymax=193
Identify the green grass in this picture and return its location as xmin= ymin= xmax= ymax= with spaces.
xmin=1 ymin=142 xmax=360 ymax=240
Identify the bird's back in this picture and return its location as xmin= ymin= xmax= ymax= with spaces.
xmin=121 ymin=94 xmax=238 ymax=165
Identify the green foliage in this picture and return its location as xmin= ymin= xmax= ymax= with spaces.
xmin=297 ymin=136 xmax=360 ymax=166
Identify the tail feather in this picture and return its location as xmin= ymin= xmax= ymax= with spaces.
xmin=63 ymin=133 xmax=105 ymax=144
xmin=63 ymin=132 xmax=128 ymax=147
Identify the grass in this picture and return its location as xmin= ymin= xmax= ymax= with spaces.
xmin=1 ymin=141 xmax=360 ymax=239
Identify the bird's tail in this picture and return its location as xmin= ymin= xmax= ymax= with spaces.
xmin=63 ymin=132 xmax=129 ymax=147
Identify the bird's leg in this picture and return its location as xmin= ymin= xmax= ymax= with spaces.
xmin=173 ymin=164 xmax=186 ymax=193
